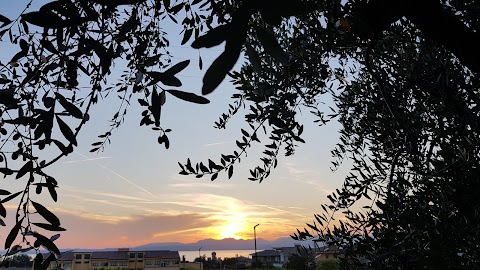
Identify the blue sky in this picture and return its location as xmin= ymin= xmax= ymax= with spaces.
xmin=0 ymin=0 xmax=350 ymax=248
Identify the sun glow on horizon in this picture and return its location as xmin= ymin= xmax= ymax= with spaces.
xmin=217 ymin=220 xmax=245 ymax=239
xmin=209 ymin=200 xmax=252 ymax=240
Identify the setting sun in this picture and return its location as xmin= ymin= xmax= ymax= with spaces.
xmin=209 ymin=200 xmax=251 ymax=240
xmin=218 ymin=221 xmax=245 ymax=239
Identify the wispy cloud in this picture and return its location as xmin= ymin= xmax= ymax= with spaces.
xmin=0 ymin=191 xmax=310 ymax=248
xmin=287 ymin=206 xmax=307 ymax=210
xmin=48 ymin=211 xmax=215 ymax=248
xmin=284 ymin=162 xmax=333 ymax=193
xmin=168 ymin=182 xmax=234 ymax=189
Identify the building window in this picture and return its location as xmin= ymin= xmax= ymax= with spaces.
xmin=137 ymin=260 xmax=143 ymax=263
xmin=84 ymin=254 xmax=91 ymax=259
xmin=75 ymin=261 xmax=81 ymax=264
xmin=75 ymin=254 xmax=82 ymax=260
xmin=101 ymin=262 xmax=109 ymax=267
xmin=92 ymin=263 xmax=99 ymax=267
xmin=145 ymin=261 xmax=153 ymax=266
xmin=119 ymin=262 xmax=127 ymax=266
xmin=84 ymin=261 xmax=89 ymax=264
xmin=137 ymin=253 xmax=144 ymax=259
xmin=151 ymin=262 xmax=167 ymax=267
xmin=130 ymin=253 xmax=136 ymax=259
xmin=110 ymin=262 xmax=118 ymax=267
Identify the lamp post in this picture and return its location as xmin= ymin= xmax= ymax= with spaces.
xmin=198 ymin=247 xmax=203 ymax=270
xmin=254 ymin=224 xmax=260 ymax=268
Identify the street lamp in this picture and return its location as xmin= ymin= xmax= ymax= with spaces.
xmin=198 ymin=247 xmax=203 ymax=270
xmin=254 ymin=224 xmax=260 ymax=268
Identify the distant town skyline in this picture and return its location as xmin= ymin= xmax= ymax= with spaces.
xmin=0 ymin=1 xmax=349 ymax=249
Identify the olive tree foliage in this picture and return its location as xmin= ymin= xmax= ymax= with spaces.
xmin=175 ymin=0 xmax=480 ymax=269
xmin=0 ymin=0 xmax=219 ymax=266
xmin=316 ymin=259 xmax=339 ymax=270
xmin=1 ymin=0 xmax=480 ymax=269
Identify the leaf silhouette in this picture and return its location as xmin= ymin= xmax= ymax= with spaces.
xmin=147 ymin=72 xmax=182 ymax=87
xmin=10 ymin=50 xmax=26 ymax=63
xmin=55 ymin=93 xmax=83 ymax=119
xmin=50 ymin=234 xmax=60 ymax=242
xmin=19 ymin=39 xmax=28 ymax=53
xmin=31 ymin=201 xmax=60 ymax=226
xmin=164 ymin=60 xmax=190 ymax=76
xmin=181 ymin=28 xmax=193 ymax=45
xmin=56 ymin=116 xmax=78 ymax=146
xmin=1 ymin=191 xmax=22 ymax=204
xmin=32 ymin=232 xmax=60 ymax=255
xmin=228 ymin=165 xmax=234 ymax=179
xmin=5 ymin=217 xmax=23 ymax=249
xmin=202 ymin=8 xmax=248 ymax=94
xmin=22 ymin=11 xmax=67 ymax=28
xmin=52 ymin=139 xmax=73 ymax=155
xmin=192 ymin=24 xmax=230 ymax=49
xmin=151 ymin=89 xmax=162 ymax=126
xmin=0 ymin=168 xmax=14 ymax=176
xmin=0 ymin=14 xmax=11 ymax=25
xmin=16 ymin=161 xmax=33 ymax=179
xmin=166 ymin=90 xmax=210 ymax=104
xmin=0 ymin=203 xmax=5 ymax=218
xmin=245 ymin=42 xmax=262 ymax=73
xmin=48 ymin=186 xmax=58 ymax=202
xmin=32 ymin=223 xmax=66 ymax=231
xmin=256 ymin=27 xmax=289 ymax=65
xmin=41 ymin=253 xmax=56 ymax=270
xmin=202 ymin=49 xmax=239 ymax=95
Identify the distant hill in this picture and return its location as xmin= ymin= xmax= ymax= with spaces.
xmin=134 ymin=237 xmax=317 ymax=251
xmin=1 ymin=237 xmax=318 ymax=255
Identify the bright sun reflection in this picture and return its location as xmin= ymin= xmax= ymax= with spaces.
xmin=218 ymin=221 xmax=245 ymax=239
xmin=213 ymin=205 xmax=249 ymax=239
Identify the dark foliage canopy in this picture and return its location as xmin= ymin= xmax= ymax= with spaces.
xmin=1 ymin=0 xmax=479 ymax=269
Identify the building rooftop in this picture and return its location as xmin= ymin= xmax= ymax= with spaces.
xmin=144 ymin=250 xmax=180 ymax=259
xmin=91 ymin=251 xmax=129 ymax=260
xmin=250 ymin=250 xmax=279 ymax=257
xmin=56 ymin=249 xmax=180 ymax=261
xmin=316 ymin=245 xmax=345 ymax=254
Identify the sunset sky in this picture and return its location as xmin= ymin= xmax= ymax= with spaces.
xmin=0 ymin=1 xmax=351 ymax=249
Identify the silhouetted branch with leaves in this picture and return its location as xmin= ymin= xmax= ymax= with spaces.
xmin=2 ymin=0 xmax=480 ymax=269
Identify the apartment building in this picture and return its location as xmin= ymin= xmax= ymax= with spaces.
xmin=49 ymin=248 xmax=181 ymax=270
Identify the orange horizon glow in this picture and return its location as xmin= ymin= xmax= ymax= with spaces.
xmin=53 ymin=222 xmax=296 ymax=249
xmin=3 ymin=191 xmax=307 ymax=250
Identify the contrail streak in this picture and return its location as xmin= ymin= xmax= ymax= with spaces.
xmin=258 ymin=204 xmax=309 ymax=218
xmin=63 ymin=156 xmax=111 ymax=164
xmin=74 ymin=152 xmax=160 ymax=200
